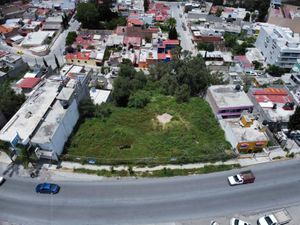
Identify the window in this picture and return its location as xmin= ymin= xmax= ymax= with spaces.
xmin=84 ymin=61 xmax=87 ymax=63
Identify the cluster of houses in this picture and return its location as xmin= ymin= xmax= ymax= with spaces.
xmin=65 ymin=1 xmax=180 ymax=70
xmin=177 ymin=0 xmax=300 ymax=155
xmin=0 ymin=0 xmax=75 ymax=56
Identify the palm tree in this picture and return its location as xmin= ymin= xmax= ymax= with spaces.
xmin=166 ymin=17 xmax=176 ymax=30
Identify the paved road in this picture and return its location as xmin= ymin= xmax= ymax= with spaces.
xmin=0 ymin=19 xmax=80 ymax=69
xmin=1 ymin=159 xmax=300 ymax=225
xmin=168 ymin=2 xmax=197 ymax=55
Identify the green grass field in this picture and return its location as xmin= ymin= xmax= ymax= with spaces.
xmin=64 ymin=96 xmax=232 ymax=165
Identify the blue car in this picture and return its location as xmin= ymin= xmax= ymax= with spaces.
xmin=35 ymin=183 xmax=60 ymax=194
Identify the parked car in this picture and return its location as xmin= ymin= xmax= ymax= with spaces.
xmin=36 ymin=183 xmax=60 ymax=194
xmin=0 ymin=177 xmax=5 ymax=186
xmin=257 ymin=209 xmax=291 ymax=225
xmin=228 ymin=170 xmax=255 ymax=186
xmin=230 ymin=218 xmax=250 ymax=225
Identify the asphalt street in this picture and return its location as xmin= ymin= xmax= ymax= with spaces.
xmin=169 ymin=2 xmax=197 ymax=55
xmin=0 ymin=19 xmax=80 ymax=69
xmin=1 ymin=159 xmax=300 ymax=225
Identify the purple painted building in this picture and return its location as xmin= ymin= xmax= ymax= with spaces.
xmin=207 ymin=85 xmax=254 ymax=119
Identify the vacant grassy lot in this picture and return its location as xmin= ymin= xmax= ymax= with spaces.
xmin=64 ymin=96 xmax=232 ymax=165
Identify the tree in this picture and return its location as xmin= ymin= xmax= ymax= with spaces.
xmin=94 ymin=103 xmax=112 ymax=120
xmin=0 ymin=81 xmax=25 ymax=121
xmin=197 ymin=42 xmax=214 ymax=52
xmin=79 ymin=97 xmax=96 ymax=119
xmin=168 ymin=27 xmax=178 ymax=40
xmin=253 ymin=60 xmax=263 ymax=70
xmin=224 ymin=32 xmax=237 ymax=48
xmin=215 ymin=8 xmax=223 ymax=17
xmin=76 ymin=3 xmax=99 ymax=28
xmin=43 ymin=58 xmax=48 ymax=67
xmin=165 ymin=17 xmax=176 ymax=30
xmin=112 ymin=64 xmax=148 ymax=107
xmin=212 ymin=0 xmax=223 ymax=5
xmin=144 ymin=0 xmax=149 ymax=12
xmin=175 ymin=84 xmax=190 ymax=103
xmin=128 ymin=90 xmax=150 ymax=108
xmin=112 ymin=76 xmax=132 ymax=107
xmin=288 ymin=106 xmax=300 ymax=131
xmin=66 ymin=31 xmax=77 ymax=46
xmin=244 ymin=12 xmax=250 ymax=21
xmin=54 ymin=54 xmax=60 ymax=69
xmin=266 ymin=65 xmax=287 ymax=77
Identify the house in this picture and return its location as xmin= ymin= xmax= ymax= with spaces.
xmin=220 ymin=115 xmax=269 ymax=153
xmin=21 ymin=31 xmax=55 ymax=48
xmin=255 ymin=24 xmax=300 ymax=69
xmin=158 ymin=39 xmax=180 ymax=53
xmin=234 ymin=55 xmax=255 ymax=73
xmin=206 ymin=85 xmax=254 ymax=119
xmin=17 ymin=77 xmax=41 ymax=91
xmin=248 ymin=87 xmax=296 ymax=129
xmin=0 ymin=52 xmax=29 ymax=84
xmin=42 ymin=16 xmax=63 ymax=31
xmin=89 ymin=88 xmax=111 ymax=105
xmin=23 ymin=7 xmax=38 ymax=20
xmin=0 ymin=69 xmax=91 ymax=160
xmin=65 ymin=49 xmax=106 ymax=67
xmin=0 ymin=25 xmax=19 ymax=39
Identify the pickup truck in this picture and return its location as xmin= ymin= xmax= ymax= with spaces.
xmin=257 ymin=209 xmax=291 ymax=225
xmin=228 ymin=170 xmax=255 ymax=186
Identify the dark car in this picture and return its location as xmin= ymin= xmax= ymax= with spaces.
xmin=36 ymin=183 xmax=60 ymax=194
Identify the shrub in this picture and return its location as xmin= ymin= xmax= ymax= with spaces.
xmin=128 ymin=90 xmax=150 ymax=108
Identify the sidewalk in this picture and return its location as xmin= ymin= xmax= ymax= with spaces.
xmin=0 ymin=148 xmax=290 ymax=181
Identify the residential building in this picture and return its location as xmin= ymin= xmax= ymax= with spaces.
xmin=0 ymin=52 xmax=29 ymax=84
xmin=65 ymin=49 xmax=106 ymax=67
xmin=206 ymin=85 xmax=254 ymax=119
xmin=255 ymin=24 xmax=300 ymax=68
xmin=220 ymin=115 xmax=269 ymax=153
xmin=0 ymin=69 xmax=91 ymax=160
xmin=248 ymin=87 xmax=296 ymax=129
xmin=271 ymin=0 xmax=282 ymax=8
xmin=21 ymin=31 xmax=55 ymax=48
xmin=158 ymin=39 xmax=180 ymax=54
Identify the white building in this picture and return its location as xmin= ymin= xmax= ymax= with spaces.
xmin=0 ymin=69 xmax=91 ymax=160
xmin=255 ymin=24 xmax=300 ymax=69
xmin=21 ymin=31 xmax=55 ymax=48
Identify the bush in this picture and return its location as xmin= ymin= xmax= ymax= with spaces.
xmin=66 ymin=31 xmax=77 ymax=46
xmin=128 ymin=90 xmax=150 ymax=108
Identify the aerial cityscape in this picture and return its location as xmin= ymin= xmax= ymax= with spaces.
xmin=0 ymin=0 xmax=300 ymax=224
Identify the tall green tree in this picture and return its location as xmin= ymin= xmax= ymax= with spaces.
xmin=144 ymin=0 xmax=149 ymax=12
xmin=66 ymin=31 xmax=77 ymax=46
xmin=166 ymin=17 xmax=176 ymax=30
xmin=0 ymin=82 xmax=25 ymax=121
xmin=168 ymin=27 xmax=178 ymax=40
xmin=76 ymin=3 xmax=100 ymax=28
xmin=288 ymin=106 xmax=300 ymax=131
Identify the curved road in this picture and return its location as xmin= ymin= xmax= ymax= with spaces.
xmin=1 ymin=159 xmax=300 ymax=225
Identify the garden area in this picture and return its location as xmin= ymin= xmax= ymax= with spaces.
xmin=64 ymin=95 xmax=232 ymax=165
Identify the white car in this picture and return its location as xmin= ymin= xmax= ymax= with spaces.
xmin=230 ymin=218 xmax=250 ymax=225
xmin=228 ymin=174 xmax=243 ymax=185
xmin=0 ymin=176 xmax=5 ymax=185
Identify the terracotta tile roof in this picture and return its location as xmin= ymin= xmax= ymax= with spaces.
xmin=0 ymin=25 xmax=13 ymax=34
xmin=18 ymin=78 xmax=41 ymax=89
xmin=65 ymin=52 xmax=91 ymax=60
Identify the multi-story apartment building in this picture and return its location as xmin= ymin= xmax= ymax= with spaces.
xmin=255 ymin=24 xmax=300 ymax=69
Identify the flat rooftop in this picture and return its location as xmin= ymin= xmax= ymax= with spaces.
xmin=0 ymin=80 xmax=60 ymax=143
xmin=226 ymin=119 xmax=269 ymax=143
xmin=208 ymin=85 xmax=254 ymax=109
xmin=30 ymin=100 xmax=68 ymax=144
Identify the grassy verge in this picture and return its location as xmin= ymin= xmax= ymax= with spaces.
xmin=73 ymin=164 xmax=241 ymax=178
